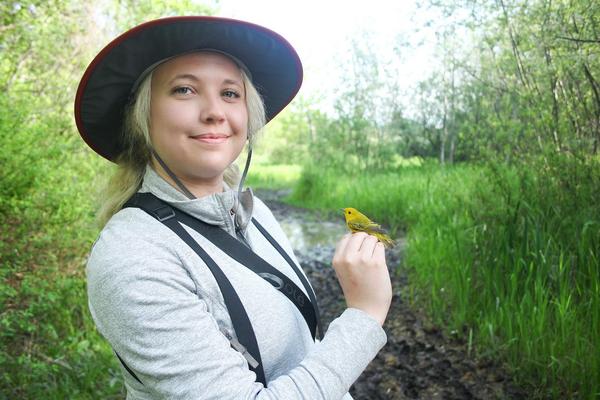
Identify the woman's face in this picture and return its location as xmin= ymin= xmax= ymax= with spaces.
xmin=149 ymin=52 xmax=248 ymax=185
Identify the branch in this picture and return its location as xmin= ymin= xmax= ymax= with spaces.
xmin=36 ymin=352 xmax=74 ymax=370
xmin=556 ymin=36 xmax=600 ymax=44
xmin=459 ymin=60 xmax=509 ymax=94
xmin=0 ymin=23 xmax=17 ymax=33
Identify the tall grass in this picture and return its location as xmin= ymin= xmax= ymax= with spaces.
xmin=245 ymin=163 xmax=302 ymax=190
xmin=0 ymin=96 xmax=124 ymax=398
xmin=288 ymin=157 xmax=599 ymax=399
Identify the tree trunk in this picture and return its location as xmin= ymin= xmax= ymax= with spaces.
xmin=449 ymin=133 xmax=456 ymax=164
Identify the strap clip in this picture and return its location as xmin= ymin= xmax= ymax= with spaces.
xmin=153 ymin=205 xmax=175 ymax=222
xmin=221 ymin=329 xmax=259 ymax=368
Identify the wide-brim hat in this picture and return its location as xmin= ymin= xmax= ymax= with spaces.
xmin=74 ymin=16 xmax=303 ymax=162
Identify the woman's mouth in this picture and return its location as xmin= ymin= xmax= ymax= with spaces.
xmin=191 ymin=134 xmax=230 ymax=144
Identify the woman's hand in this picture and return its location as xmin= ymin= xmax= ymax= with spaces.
xmin=332 ymin=232 xmax=392 ymax=326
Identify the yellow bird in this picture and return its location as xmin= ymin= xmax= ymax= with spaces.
xmin=341 ymin=207 xmax=395 ymax=248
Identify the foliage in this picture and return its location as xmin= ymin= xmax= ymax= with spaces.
xmin=245 ymin=164 xmax=302 ymax=190
xmin=288 ymin=156 xmax=600 ymax=399
xmin=269 ymin=8 xmax=600 ymax=395
xmin=264 ymin=0 xmax=600 ymax=167
xmin=0 ymin=88 xmax=121 ymax=398
xmin=2 ymin=0 xmax=599 ymax=398
xmin=111 ymin=0 xmax=214 ymax=30
xmin=0 ymin=1 xmax=216 ymax=397
xmin=262 ymin=31 xmax=411 ymax=173
xmin=453 ymin=154 xmax=600 ymax=398
xmin=416 ymin=0 xmax=600 ymax=161
xmin=254 ymin=100 xmax=315 ymax=165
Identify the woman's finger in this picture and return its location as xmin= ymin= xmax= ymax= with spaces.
xmin=359 ymin=234 xmax=379 ymax=257
xmin=373 ymin=241 xmax=386 ymax=265
xmin=344 ymin=231 xmax=368 ymax=255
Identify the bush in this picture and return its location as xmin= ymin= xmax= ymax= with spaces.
xmin=288 ymin=156 xmax=599 ymax=398
xmin=0 ymin=92 xmax=123 ymax=398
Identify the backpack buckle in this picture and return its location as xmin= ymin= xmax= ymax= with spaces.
xmin=154 ymin=205 xmax=175 ymax=222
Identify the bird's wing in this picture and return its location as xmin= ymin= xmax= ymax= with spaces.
xmin=367 ymin=224 xmax=388 ymax=234
xmin=348 ymin=220 xmax=388 ymax=234
xmin=372 ymin=225 xmax=388 ymax=234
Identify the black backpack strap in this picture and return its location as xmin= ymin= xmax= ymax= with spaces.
xmin=173 ymin=208 xmax=319 ymax=341
xmin=252 ymin=219 xmax=323 ymax=340
xmin=115 ymin=351 xmax=144 ymax=385
xmin=124 ymin=193 xmax=267 ymax=386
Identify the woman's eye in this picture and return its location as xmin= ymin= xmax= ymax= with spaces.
xmin=172 ymin=86 xmax=193 ymax=95
xmin=223 ymin=90 xmax=240 ymax=99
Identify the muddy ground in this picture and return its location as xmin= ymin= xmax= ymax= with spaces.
xmin=257 ymin=189 xmax=526 ymax=400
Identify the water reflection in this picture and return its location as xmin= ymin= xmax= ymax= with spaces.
xmin=279 ymin=218 xmax=347 ymax=254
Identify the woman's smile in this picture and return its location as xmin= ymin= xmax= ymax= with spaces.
xmin=190 ymin=133 xmax=231 ymax=144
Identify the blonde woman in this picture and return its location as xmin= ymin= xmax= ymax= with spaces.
xmin=75 ymin=16 xmax=392 ymax=399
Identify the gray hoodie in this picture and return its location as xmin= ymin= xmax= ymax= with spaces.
xmin=87 ymin=167 xmax=387 ymax=399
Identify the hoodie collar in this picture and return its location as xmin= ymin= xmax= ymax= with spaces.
xmin=139 ymin=166 xmax=254 ymax=235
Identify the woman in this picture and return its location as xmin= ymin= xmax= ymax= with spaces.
xmin=75 ymin=16 xmax=392 ymax=399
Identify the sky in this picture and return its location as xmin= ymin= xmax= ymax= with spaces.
xmin=215 ymin=0 xmax=440 ymax=115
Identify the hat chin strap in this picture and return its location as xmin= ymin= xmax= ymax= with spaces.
xmin=152 ymin=149 xmax=196 ymax=199
xmin=237 ymin=146 xmax=252 ymax=199
xmin=151 ymin=148 xmax=253 ymax=203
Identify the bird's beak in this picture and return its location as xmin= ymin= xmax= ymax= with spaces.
xmin=339 ymin=208 xmax=345 ymax=213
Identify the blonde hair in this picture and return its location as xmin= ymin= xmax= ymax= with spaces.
xmin=98 ymin=61 xmax=266 ymax=226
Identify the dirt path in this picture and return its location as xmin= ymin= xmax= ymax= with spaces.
xmin=257 ymin=189 xmax=525 ymax=400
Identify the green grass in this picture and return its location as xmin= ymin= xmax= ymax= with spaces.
xmin=245 ymin=163 xmax=302 ymax=189
xmin=285 ymin=159 xmax=600 ymax=399
xmin=2 ymin=128 xmax=598 ymax=399
xmin=0 ymin=98 xmax=125 ymax=398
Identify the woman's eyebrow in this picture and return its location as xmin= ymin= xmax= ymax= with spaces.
xmin=166 ymin=74 xmax=242 ymax=87
xmin=167 ymin=73 xmax=199 ymax=85
xmin=223 ymin=78 xmax=243 ymax=87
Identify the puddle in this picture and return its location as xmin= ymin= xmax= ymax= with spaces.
xmin=278 ymin=218 xmax=348 ymax=254
xmin=255 ymin=190 xmax=522 ymax=399
xmin=255 ymin=188 xmax=403 ymax=267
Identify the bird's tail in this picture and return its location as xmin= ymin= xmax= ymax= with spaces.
xmin=376 ymin=233 xmax=395 ymax=249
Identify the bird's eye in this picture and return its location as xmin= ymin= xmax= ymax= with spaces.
xmin=349 ymin=211 xmax=352 ymax=214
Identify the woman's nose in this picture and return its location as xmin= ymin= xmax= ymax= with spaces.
xmin=200 ymin=95 xmax=226 ymax=123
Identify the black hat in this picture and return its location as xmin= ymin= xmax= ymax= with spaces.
xmin=74 ymin=16 xmax=303 ymax=161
